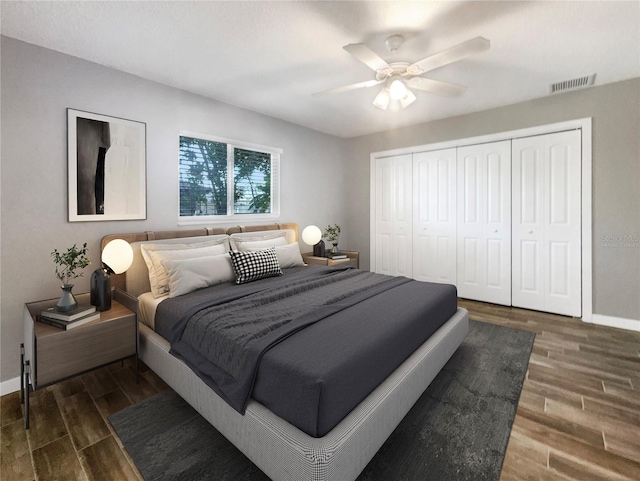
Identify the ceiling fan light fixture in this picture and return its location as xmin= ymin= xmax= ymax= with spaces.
xmin=400 ymin=89 xmax=417 ymax=108
xmin=373 ymin=88 xmax=391 ymax=110
xmin=384 ymin=35 xmax=405 ymax=53
xmin=389 ymin=78 xmax=407 ymax=100
xmin=318 ymin=35 xmax=489 ymax=112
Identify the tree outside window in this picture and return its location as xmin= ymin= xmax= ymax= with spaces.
xmin=233 ymin=148 xmax=271 ymax=214
xmin=179 ymin=134 xmax=280 ymax=223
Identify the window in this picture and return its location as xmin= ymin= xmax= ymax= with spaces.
xmin=179 ymin=132 xmax=280 ymax=224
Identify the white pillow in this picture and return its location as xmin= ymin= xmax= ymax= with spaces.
xmin=140 ymin=238 xmax=228 ymax=297
xmin=245 ymin=242 xmax=305 ymax=268
xmin=230 ymin=231 xmax=287 ymax=250
xmin=235 ymin=236 xmax=288 ymax=251
xmin=146 ymin=243 xmax=227 ymax=297
xmin=162 ymin=254 xmax=234 ymax=298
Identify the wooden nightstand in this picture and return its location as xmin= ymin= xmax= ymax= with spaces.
xmin=302 ymin=250 xmax=359 ymax=269
xmin=21 ymin=288 xmax=138 ymax=429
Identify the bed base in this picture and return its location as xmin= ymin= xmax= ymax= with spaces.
xmin=138 ymin=307 xmax=469 ymax=481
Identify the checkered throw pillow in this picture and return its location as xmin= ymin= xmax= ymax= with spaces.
xmin=229 ymin=247 xmax=283 ymax=284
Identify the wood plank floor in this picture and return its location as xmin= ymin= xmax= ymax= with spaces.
xmin=458 ymin=300 xmax=640 ymax=481
xmin=2 ymin=300 xmax=639 ymax=480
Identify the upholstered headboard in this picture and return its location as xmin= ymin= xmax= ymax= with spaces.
xmin=101 ymin=223 xmax=299 ymax=296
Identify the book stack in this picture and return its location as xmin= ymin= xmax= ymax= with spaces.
xmin=327 ymin=253 xmax=348 ymax=260
xmin=39 ymin=304 xmax=100 ymax=330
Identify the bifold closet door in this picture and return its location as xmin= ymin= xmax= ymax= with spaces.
xmin=457 ymin=141 xmax=511 ymax=305
xmin=413 ymin=149 xmax=457 ymax=284
xmin=512 ymin=130 xmax=582 ymax=317
xmin=374 ymin=154 xmax=413 ymax=277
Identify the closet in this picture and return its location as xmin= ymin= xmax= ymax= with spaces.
xmin=511 ymin=130 xmax=582 ymax=317
xmin=373 ymin=154 xmax=413 ymax=278
xmin=412 ymin=148 xmax=457 ymax=285
xmin=456 ymin=141 xmax=512 ymax=306
xmin=371 ymin=128 xmax=583 ymax=317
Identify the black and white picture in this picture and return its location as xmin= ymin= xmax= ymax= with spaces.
xmin=68 ymin=109 xmax=146 ymax=221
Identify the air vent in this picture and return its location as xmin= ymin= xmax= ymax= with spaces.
xmin=549 ymin=74 xmax=596 ymax=94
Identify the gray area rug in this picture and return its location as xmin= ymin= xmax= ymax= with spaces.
xmin=109 ymin=320 xmax=534 ymax=481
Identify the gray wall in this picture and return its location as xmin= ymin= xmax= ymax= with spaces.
xmin=2 ymin=35 xmax=638 ymax=384
xmin=345 ymin=77 xmax=640 ymax=322
xmin=0 ymin=37 xmax=348 ymax=383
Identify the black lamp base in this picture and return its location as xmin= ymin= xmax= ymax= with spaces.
xmin=90 ymin=268 xmax=111 ymax=311
xmin=313 ymin=240 xmax=326 ymax=257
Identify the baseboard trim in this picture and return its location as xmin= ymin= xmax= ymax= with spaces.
xmin=0 ymin=376 xmax=21 ymax=396
xmin=589 ymin=314 xmax=640 ymax=332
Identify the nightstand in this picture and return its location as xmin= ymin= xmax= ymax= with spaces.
xmin=21 ymin=288 xmax=138 ymax=429
xmin=302 ymin=250 xmax=359 ymax=269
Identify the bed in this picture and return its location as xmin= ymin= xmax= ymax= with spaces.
xmin=103 ymin=223 xmax=469 ymax=481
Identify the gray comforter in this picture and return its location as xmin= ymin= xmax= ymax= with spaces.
xmin=156 ymin=265 xmax=458 ymax=436
xmin=159 ymin=266 xmax=410 ymax=413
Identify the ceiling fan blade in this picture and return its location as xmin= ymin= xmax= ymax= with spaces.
xmin=312 ymin=79 xmax=384 ymax=97
xmin=407 ymin=37 xmax=490 ymax=75
xmin=343 ymin=43 xmax=392 ymax=73
xmin=406 ymin=77 xmax=468 ymax=96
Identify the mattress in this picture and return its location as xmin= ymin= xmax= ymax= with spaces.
xmin=148 ymin=266 xmax=458 ymax=437
xmin=138 ymin=292 xmax=165 ymax=330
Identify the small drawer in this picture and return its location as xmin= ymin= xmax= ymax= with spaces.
xmin=35 ymin=313 xmax=135 ymax=386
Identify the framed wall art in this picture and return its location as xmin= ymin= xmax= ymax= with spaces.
xmin=68 ymin=109 xmax=146 ymax=222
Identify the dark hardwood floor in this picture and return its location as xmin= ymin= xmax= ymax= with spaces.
xmin=1 ymin=300 xmax=639 ymax=480
xmin=458 ymin=300 xmax=640 ymax=481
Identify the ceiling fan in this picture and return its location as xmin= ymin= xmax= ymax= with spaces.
xmin=313 ymin=35 xmax=490 ymax=110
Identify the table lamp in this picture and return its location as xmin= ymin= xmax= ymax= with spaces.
xmin=302 ymin=225 xmax=325 ymax=257
xmin=90 ymin=239 xmax=134 ymax=311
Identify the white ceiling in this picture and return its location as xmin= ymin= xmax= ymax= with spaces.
xmin=2 ymin=1 xmax=639 ymax=138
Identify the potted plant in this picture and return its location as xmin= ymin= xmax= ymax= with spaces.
xmin=323 ymin=224 xmax=341 ymax=254
xmin=51 ymin=243 xmax=90 ymax=312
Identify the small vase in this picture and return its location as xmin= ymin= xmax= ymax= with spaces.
xmin=56 ymin=284 xmax=78 ymax=312
xmin=331 ymin=243 xmax=340 ymax=255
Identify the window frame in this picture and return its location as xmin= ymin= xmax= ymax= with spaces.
xmin=178 ymin=130 xmax=281 ymax=226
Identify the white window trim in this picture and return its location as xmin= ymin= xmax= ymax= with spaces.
xmin=178 ymin=130 xmax=281 ymax=226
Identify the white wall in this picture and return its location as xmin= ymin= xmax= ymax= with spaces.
xmin=0 ymin=37 xmax=348 ymax=383
xmin=345 ymin=78 xmax=640 ymax=323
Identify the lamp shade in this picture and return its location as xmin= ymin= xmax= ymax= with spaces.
xmin=400 ymin=89 xmax=417 ymax=108
xmin=389 ymin=78 xmax=407 ymax=100
xmin=102 ymin=239 xmax=133 ymax=274
xmin=301 ymin=225 xmax=322 ymax=246
xmin=373 ymin=88 xmax=391 ymax=110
